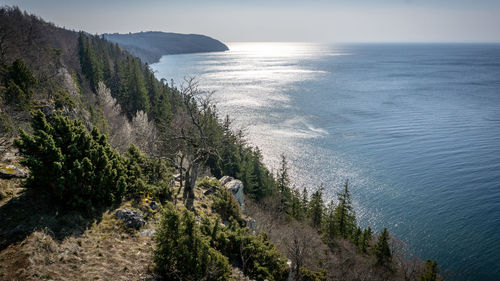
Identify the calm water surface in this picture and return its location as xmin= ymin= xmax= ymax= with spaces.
xmin=151 ymin=43 xmax=500 ymax=280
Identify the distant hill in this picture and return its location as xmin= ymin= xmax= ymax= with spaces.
xmin=103 ymin=31 xmax=229 ymax=64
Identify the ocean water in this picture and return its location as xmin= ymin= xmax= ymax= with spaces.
xmin=151 ymin=43 xmax=500 ymax=280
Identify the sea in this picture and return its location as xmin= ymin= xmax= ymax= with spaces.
xmin=150 ymin=42 xmax=500 ymax=280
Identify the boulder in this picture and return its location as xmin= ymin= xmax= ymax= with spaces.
xmin=219 ymin=175 xmax=234 ymax=186
xmin=115 ymin=209 xmax=145 ymax=229
xmin=138 ymin=229 xmax=156 ymax=237
xmin=0 ymin=164 xmax=28 ymax=179
xmin=224 ymin=179 xmax=245 ymax=212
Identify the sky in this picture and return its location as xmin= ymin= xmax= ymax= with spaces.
xmin=3 ymin=0 xmax=500 ymax=43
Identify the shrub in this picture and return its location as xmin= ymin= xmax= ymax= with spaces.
xmin=154 ymin=204 xmax=232 ymax=281
xmin=204 ymin=219 xmax=289 ymax=281
xmin=14 ymin=111 xmax=127 ymax=212
xmin=212 ymin=186 xmax=243 ymax=223
xmin=300 ymin=267 xmax=327 ymax=281
xmin=125 ymin=144 xmax=173 ymax=201
xmin=4 ymin=59 xmax=36 ymax=109
xmin=196 ymin=176 xmax=220 ymax=189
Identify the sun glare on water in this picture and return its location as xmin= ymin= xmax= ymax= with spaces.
xmin=227 ymin=42 xmax=330 ymax=58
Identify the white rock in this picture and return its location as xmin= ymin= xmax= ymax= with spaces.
xmin=224 ymin=179 xmax=245 ymax=212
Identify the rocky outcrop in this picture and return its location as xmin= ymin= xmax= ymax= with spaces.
xmin=221 ymin=177 xmax=245 ymax=212
xmin=219 ymin=176 xmax=234 ymax=186
xmin=0 ymin=164 xmax=27 ymax=179
xmin=115 ymin=209 xmax=145 ymax=230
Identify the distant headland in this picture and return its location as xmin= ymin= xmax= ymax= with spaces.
xmin=103 ymin=31 xmax=229 ymax=64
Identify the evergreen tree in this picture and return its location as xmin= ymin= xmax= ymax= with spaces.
xmin=276 ymin=153 xmax=291 ymax=211
xmin=360 ymin=227 xmax=372 ymax=253
xmin=301 ymin=186 xmax=308 ymax=210
xmin=290 ymin=187 xmax=304 ymax=220
xmin=374 ymin=228 xmax=392 ymax=268
xmin=353 ymin=227 xmax=362 ymax=247
xmin=309 ymin=185 xmax=324 ymax=229
xmin=4 ymin=59 xmax=36 ymax=108
xmin=334 ymin=179 xmax=356 ymax=238
xmin=419 ymin=260 xmax=440 ymax=281
xmin=154 ymin=204 xmax=231 ymax=281
xmin=322 ymin=200 xmax=337 ymax=246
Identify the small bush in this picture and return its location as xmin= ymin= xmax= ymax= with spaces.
xmin=148 ymin=180 xmax=172 ymax=203
xmin=51 ymin=88 xmax=76 ymax=108
xmin=196 ymin=176 xmax=220 ymax=189
xmin=125 ymin=144 xmax=173 ymax=201
xmin=300 ymin=267 xmax=327 ymax=281
xmin=154 ymin=204 xmax=232 ymax=281
xmin=203 ymin=219 xmax=289 ymax=281
xmin=212 ymin=186 xmax=243 ymax=223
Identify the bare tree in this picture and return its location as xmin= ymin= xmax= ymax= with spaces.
xmin=131 ymin=110 xmax=157 ymax=154
xmin=171 ymin=77 xmax=221 ymax=207
xmin=96 ymin=82 xmax=133 ymax=151
xmin=284 ymin=224 xmax=314 ymax=281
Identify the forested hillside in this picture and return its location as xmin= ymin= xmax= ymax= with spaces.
xmin=0 ymin=6 xmax=441 ymax=281
xmin=104 ymin=31 xmax=229 ymax=64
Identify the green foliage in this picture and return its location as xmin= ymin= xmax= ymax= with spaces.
xmin=309 ymin=186 xmax=324 ymax=229
xmin=374 ymin=228 xmax=392 ymax=268
xmin=78 ymin=32 xmax=171 ymax=120
xmin=196 ymin=176 xmax=220 ymax=189
xmin=51 ymin=88 xmax=76 ymax=108
xmin=419 ymin=260 xmax=440 ymax=281
xmin=3 ymin=59 xmax=36 ymax=109
xmin=212 ymin=185 xmax=243 ymax=223
xmin=14 ymin=111 xmax=127 ymax=212
xmin=125 ymin=144 xmax=173 ymax=201
xmin=0 ymin=110 xmax=14 ymax=136
xmin=289 ymin=187 xmax=304 ymax=220
xmin=322 ymin=200 xmax=337 ymax=246
xmin=276 ymin=154 xmax=292 ymax=210
xmin=353 ymin=227 xmax=362 ymax=247
xmin=299 ymin=267 xmax=328 ymax=281
xmin=154 ymin=204 xmax=232 ymax=281
xmin=360 ymin=227 xmax=372 ymax=253
xmin=203 ymin=219 xmax=289 ymax=281
xmin=88 ymin=106 xmax=110 ymax=136
xmin=334 ymin=180 xmax=356 ymax=238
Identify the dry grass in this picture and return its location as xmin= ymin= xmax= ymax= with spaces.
xmin=0 ymin=208 xmax=158 ymax=281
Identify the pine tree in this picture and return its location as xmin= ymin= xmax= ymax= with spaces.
xmin=276 ymin=153 xmax=291 ymax=211
xmin=323 ymin=200 xmax=337 ymax=245
xmin=353 ymin=227 xmax=362 ymax=247
xmin=154 ymin=204 xmax=232 ymax=281
xmin=334 ymin=179 xmax=356 ymax=238
xmin=301 ymin=186 xmax=308 ymax=210
xmin=360 ymin=227 xmax=372 ymax=253
xmin=4 ymin=59 xmax=36 ymax=108
xmin=309 ymin=185 xmax=324 ymax=229
xmin=290 ymin=187 xmax=303 ymax=220
xmin=374 ymin=228 xmax=392 ymax=268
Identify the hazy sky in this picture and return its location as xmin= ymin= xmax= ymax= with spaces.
xmin=4 ymin=0 xmax=500 ymax=43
